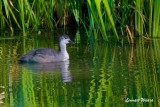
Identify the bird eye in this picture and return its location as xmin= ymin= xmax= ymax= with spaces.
xmin=64 ymin=36 xmax=68 ymax=39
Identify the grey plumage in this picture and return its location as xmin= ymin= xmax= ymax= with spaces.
xmin=18 ymin=34 xmax=74 ymax=63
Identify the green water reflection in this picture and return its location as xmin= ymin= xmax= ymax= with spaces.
xmin=0 ymin=32 xmax=160 ymax=107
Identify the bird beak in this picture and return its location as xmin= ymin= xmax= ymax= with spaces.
xmin=69 ymin=39 xmax=74 ymax=44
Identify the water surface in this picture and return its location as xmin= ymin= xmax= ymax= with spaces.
xmin=0 ymin=31 xmax=160 ymax=107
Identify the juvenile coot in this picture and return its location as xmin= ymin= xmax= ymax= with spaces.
xmin=18 ymin=34 xmax=74 ymax=63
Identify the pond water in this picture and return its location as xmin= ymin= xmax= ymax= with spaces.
xmin=0 ymin=31 xmax=160 ymax=107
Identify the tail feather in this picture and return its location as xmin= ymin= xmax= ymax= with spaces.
xmin=18 ymin=55 xmax=29 ymax=63
xmin=18 ymin=50 xmax=35 ymax=63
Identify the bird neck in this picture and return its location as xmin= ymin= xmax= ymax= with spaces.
xmin=58 ymin=42 xmax=69 ymax=61
xmin=59 ymin=43 xmax=67 ymax=53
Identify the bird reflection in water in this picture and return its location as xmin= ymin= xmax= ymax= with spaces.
xmin=19 ymin=60 xmax=72 ymax=82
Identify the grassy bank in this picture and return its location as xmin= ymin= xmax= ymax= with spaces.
xmin=0 ymin=0 xmax=160 ymax=42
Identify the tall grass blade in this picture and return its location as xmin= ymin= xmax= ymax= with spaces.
xmin=95 ymin=0 xmax=108 ymax=41
xmin=135 ymin=0 xmax=144 ymax=35
xmin=152 ymin=0 xmax=160 ymax=37
xmin=87 ymin=0 xmax=108 ymax=41
xmin=70 ymin=0 xmax=80 ymax=26
xmin=149 ymin=0 xmax=153 ymax=36
xmin=18 ymin=0 xmax=25 ymax=32
xmin=103 ymin=0 xmax=119 ymax=40
xmin=8 ymin=3 xmax=21 ymax=30
xmin=3 ymin=0 xmax=9 ymax=18
xmin=2 ymin=0 xmax=13 ymax=31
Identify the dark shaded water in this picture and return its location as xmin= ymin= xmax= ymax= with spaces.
xmin=0 ymin=31 xmax=160 ymax=107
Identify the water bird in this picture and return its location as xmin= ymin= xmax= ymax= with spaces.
xmin=18 ymin=34 xmax=74 ymax=63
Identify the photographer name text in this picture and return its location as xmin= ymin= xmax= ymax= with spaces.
xmin=125 ymin=98 xmax=153 ymax=103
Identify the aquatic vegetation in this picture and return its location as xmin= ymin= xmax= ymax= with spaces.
xmin=0 ymin=31 xmax=160 ymax=107
xmin=1 ymin=0 xmax=160 ymax=41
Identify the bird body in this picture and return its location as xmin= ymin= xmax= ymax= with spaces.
xmin=18 ymin=34 xmax=74 ymax=63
